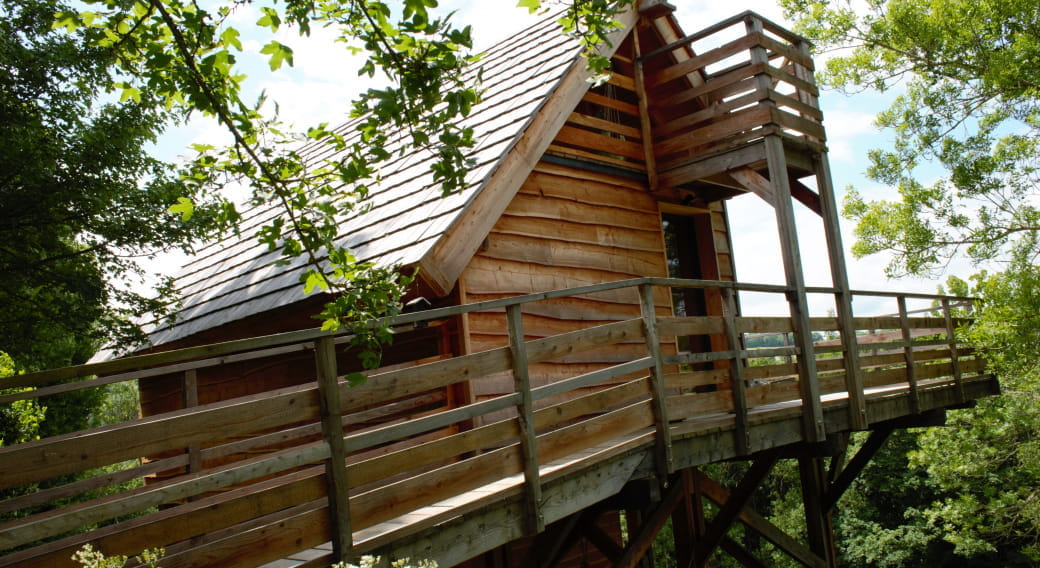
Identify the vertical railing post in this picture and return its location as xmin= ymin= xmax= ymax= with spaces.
xmin=315 ymin=336 xmax=353 ymax=561
xmin=721 ymin=288 xmax=750 ymax=455
xmin=749 ymin=12 xmax=826 ymax=442
xmin=506 ymin=304 xmax=544 ymax=534
xmin=632 ymin=27 xmax=659 ymax=192
xmin=182 ymin=369 xmax=202 ymax=475
xmin=941 ymin=299 xmax=966 ymax=403
xmin=897 ymin=296 xmax=921 ymax=414
xmin=746 ymin=15 xmax=774 ymax=98
xmin=639 ymin=283 xmax=674 ymax=479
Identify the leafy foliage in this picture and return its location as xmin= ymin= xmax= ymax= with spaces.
xmin=780 ymin=0 xmax=1040 ymax=278
xmin=781 ymin=0 xmax=1040 ymax=562
xmin=0 ymin=0 xmax=218 ymax=372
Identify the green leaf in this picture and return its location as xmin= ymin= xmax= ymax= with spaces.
xmin=256 ymin=7 xmax=281 ymax=32
xmin=168 ymin=197 xmax=194 ymax=221
xmin=119 ymin=85 xmax=141 ymax=103
xmin=303 ymin=271 xmax=328 ymax=294
xmin=220 ymin=27 xmax=242 ymax=51
xmin=516 ymin=0 xmax=541 ymax=13
xmin=260 ymin=41 xmax=294 ymax=70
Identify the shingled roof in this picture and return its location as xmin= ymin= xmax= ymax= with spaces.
xmin=147 ymin=9 xmax=640 ymax=348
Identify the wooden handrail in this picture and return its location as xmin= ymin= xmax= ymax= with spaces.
xmin=0 ymin=276 xmax=992 ymax=567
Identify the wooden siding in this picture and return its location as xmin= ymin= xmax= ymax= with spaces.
xmin=458 ymin=161 xmax=674 ymax=414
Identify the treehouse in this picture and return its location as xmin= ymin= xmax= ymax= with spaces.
xmin=0 ymin=4 xmax=999 ymax=568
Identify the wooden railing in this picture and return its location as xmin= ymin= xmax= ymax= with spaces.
xmin=0 ymin=278 xmax=991 ymax=568
xmin=639 ymin=11 xmax=824 ymax=184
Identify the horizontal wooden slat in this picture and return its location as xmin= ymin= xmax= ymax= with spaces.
xmin=758 ymin=34 xmax=813 ymax=69
xmin=554 ymin=125 xmax=646 ymax=160
xmin=492 ymin=217 xmax=664 ymax=253
xmin=0 ymin=385 xmax=321 ymax=490
xmin=606 ymin=71 xmax=636 ymax=91
xmin=581 ymin=91 xmax=639 ymax=116
xmin=667 ymin=390 xmax=732 ymax=417
xmin=655 ymin=105 xmax=771 ymax=157
xmin=567 ymin=112 xmax=643 ymax=139
xmin=761 ymin=65 xmax=819 ymax=97
xmin=655 ymin=90 xmax=765 ymax=138
xmin=648 ymin=33 xmax=759 ymax=87
xmin=545 ymin=144 xmax=647 ymax=170
xmin=656 ymin=62 xmax=764 ymax=109
xmin=771 ymin=107 xmax=826 ymax=141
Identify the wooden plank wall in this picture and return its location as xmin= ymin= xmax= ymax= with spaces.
xmin=459 ymin=161 xmax=674 ymax=417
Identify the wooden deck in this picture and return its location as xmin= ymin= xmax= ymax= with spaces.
xmin=0 ymin=278 xmax=997 ymax=568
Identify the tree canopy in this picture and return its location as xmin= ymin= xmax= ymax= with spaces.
xmin=0 ymin=0 xmax=218 ymax=372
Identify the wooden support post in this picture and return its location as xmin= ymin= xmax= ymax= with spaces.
xmin=632 ymin=27 xmax=659 ymax=191
xmin=695 ymin=452 xmax=780 ymax=566
xmin=764 ymin=134 xmax=826 ymax=442
xmin=826 ymin=433 xmax=849 ymax=488
xmin=612 ymin=476 xmax=686 ymax=568
xmin=507 ymin=304 xmax=545 ymax=534
xmin=181 ymin=369 xmax=202 ymax=475
xmin=896 ymin=296 xmax=921 ymax=414
xmin=639 ymin=284 xmax=674 ymax=479
xmin=749 ymin=13 xmax=825 ymax=442
xmin=581 ymin=511 xmax=626 ymax=562
xmin=814 ymin=152 xmax=868 ymax=430
xmin=672 ymin=469 xmax=698 ymax=568
xmin=941 ymin=298 xmax=966 ymax=403
xmin=823 ymin=425 xmax=894 ymax=512
xmin=722 ymin=288 xmax=750 ymax=455
xmin=798 ymin=457 xmax=837 ymax=567
xmin=314 ymin=336 xmax=352 ymax=561
xmin=524 ymin=511 xmax=585 ymax=568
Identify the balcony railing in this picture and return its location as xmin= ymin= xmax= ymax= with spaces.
xmin=0 ymin=278 xmax=994 ymax=568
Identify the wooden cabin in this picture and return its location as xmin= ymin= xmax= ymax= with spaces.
xmin=138 ymin=5 xmax=752 ymax=425
xmin=0 ymin=4 xmax=999 ymax=568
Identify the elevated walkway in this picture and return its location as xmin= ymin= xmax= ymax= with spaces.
xmin=0 ymin=278 xmax=998 ymax=568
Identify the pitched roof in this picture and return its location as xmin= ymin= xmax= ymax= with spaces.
xmin=147 ymin=9 xmax=639 ymax=348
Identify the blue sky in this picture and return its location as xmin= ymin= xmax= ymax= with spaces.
xmin=148 ymin=0 xmax=968 ymax=317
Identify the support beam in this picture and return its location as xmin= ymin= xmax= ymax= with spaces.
xmin=799 ymin=457 xmax=837 ymax=566
xmin=822 ymin=425 xmax=894 ymax=512
xmin=727 ymin=167 xmax=776 ymax=207
xmin=897 ymin=296 xmax=922 ymax=414
xmin=671 ymin=469 xmax=699 ymax=568
xmin=697 ymin=471 xmax=826 ymax=568
xmin=639 ymin=284 xmax=674 ymax=478
xmin=632 ymin=27 xmax=659 ymax=191
xmin=721 ymin=537 xmax=770 ymax=568
xmin=582 ymin=513 xmax=626 ymax=562
xmin=612 ymin=476 xmax=686 ymax=568
xmin=523 ymin=511 xmax=583 ymax=568
xmin=722 ymin=288 xmax=750 ymax=455
xmin=790 ymin=179 xmax=822 ymax=215
xmin=695 ymin=452 xmax=780 ymax=566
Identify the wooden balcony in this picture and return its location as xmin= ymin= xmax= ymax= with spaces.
xmin=641 ymin=11 xmax=826 ymax=190
xmin=0 ymin=278 xmax=998 ymax=568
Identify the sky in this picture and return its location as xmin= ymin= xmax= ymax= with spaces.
xmin=150 ymin=0 xmax=968 ymax=319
